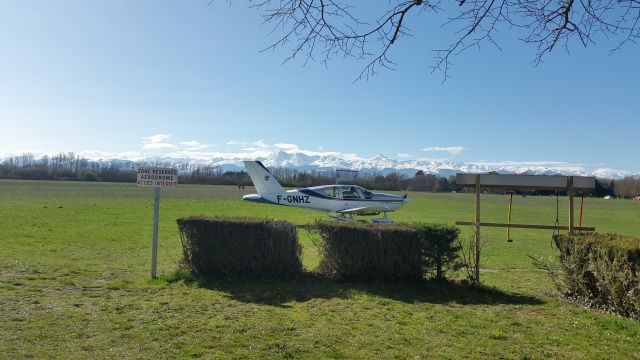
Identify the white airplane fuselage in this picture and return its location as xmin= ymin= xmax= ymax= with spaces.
xmin=242 ymin=186 xmax=405 ymax=215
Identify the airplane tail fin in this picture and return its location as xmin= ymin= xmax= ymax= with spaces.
xmin=243 ymin=161 xmax=285 ymax=194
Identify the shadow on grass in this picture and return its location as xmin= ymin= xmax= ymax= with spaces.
xmin=163 ymin=271 xmax=544 ymax=308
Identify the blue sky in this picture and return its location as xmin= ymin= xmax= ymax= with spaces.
xmin=0 ymin=1 xmax=638 ymax=174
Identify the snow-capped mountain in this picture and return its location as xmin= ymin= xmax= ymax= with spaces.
xmin=73 ymin=150 xmax=633 ymax=179
xmin=2 ymin=149 xmax=633 ymax=178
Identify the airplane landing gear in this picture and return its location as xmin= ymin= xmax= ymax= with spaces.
xmin=328 ymin=212 xmax=394 ymax=224
xmin=371 ymin=212 xmax=394 ymax=224
xmin=328 ymin=213 xmax=355 ymax=222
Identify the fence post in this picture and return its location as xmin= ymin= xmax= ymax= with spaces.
xmin=568 ymin=176 xmax=574 ymax=234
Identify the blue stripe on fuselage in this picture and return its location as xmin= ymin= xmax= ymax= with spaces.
xmin=298 ymin=188 xmax=334 ymax=200
xmin=298 ymin=188 xmax=404 ymax=203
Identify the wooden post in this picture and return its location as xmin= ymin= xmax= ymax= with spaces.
xmin=568 ymin=176 xmax=574 ymax=234
xmin=475 ymin=174 xmax=481 ymax=285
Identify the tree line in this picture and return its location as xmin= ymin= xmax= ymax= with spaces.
xmin=614 ymin=177 xmax=640 ymax=198
xmin=0 ymin=153 xmax=243 ymax=185
xmin=0 ymin=153 xmax=456 ymax=192
xmin=1 ymin=153 xmax=638 ymax=197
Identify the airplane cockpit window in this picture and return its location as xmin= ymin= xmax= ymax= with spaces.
xmin=332 ymin=186 xmax=373 ymax=200
xmin=342 ymin=186 xmax=360 ymax=200
xmin=323 ymin=187 xmax=338 ymax=198
xmin=359 ymin=187 xmax=373 ymax=199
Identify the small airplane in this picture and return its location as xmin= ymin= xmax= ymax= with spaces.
xmin=241 ymin=161 xmax=409 ymax=223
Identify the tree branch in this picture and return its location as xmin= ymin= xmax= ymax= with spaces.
xmin=214 ymin=0 xmax=639 ymax=79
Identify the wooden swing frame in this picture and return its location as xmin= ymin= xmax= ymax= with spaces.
xmin=455 ymin=173 xmax=596 ymax=284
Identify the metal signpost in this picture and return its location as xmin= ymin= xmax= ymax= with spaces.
xmin=137 ymin=166 xmax=177 ymax=278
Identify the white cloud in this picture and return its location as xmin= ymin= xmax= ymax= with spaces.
xmin=180 ymin=140 xmax=200 ymax=147
xmin=396 ymin=153 xmax=412 ymax=159
xmin=143 ymin=134 xmax=171 ymax=144
xmin=143 ymin=142 xmax=178 ymax=150
xmin=240 ymin=140 xmax=271 ymax=151
xmin=226 ymin=140 xmax=239 ymax=145
xmin=141 ymin=133 xmax=177 ymax=149
xmin=179 ymin=140 xmax=215 ymax=150
xmin=274 ymin=143 xmax=300 ymax=152
xmin=242 ymin=140 xmax=268 ymax=149
xmin=421 ymin=146 xmax=465 ymax=155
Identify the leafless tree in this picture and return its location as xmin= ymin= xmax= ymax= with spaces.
xmin=614 ymin=176 xmax=640 ymax=198
xmin=221 ymin=0 xmax=640 ymax=79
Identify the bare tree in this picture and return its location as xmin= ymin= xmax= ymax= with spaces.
xmin=614 ymin=176 xmax=640 ymax=198
xmin=222 ymin=0 xmax=640 ymax=79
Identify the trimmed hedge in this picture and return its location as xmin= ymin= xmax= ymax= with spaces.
xmin=314 ymin=221 xmax=423 ymax=281
xmin=177 ymin=217 xmax=302 ymax=278
xmin=313 ymin=221 xmax=463 ymax=282
xmin=554 ymin=233 xmax=640 ymax=319
xmin=315 ymin=221 xmax=422 ymax=281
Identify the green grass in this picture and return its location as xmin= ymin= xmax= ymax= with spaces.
xmin=1 ymin=179 xmax=639 ymax=359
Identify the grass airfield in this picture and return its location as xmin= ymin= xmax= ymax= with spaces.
xmin=0 ymin=179 xmax=639 ymax=359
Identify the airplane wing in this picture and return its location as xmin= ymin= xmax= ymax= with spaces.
xmin=337 ymin=205 xmax=389 ymax=215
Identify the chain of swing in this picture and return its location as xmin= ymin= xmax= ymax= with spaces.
xmin=505 ymin=189 xmax=586 ymax=243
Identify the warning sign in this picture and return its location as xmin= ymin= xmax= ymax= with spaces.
xmin=136 ymin=167 xmax=178 ymax=187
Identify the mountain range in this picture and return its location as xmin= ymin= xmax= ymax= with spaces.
xmin=87 ymin=150 xmax=631 ymax=179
